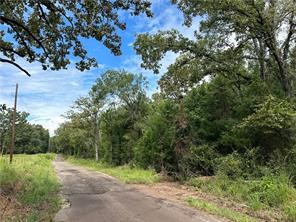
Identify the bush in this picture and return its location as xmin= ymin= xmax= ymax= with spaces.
xmin=180 ymin=144 xmax=219 ymax=177
xmin=248 ymin=174 xmax=294 ymax=208
xmin=216 ymin=153 xmax=244 ymax=179
xmin=239 ymin=96 xmax=296 ymax=159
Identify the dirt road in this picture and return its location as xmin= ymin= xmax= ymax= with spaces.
xmin=53 ymin=157 xmax=223 ymax=222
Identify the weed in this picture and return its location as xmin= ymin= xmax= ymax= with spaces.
xmin=284 ymin=203 xmax=296 ymax=222
xmin=187 ymin=174 xmax=296 ymax=221
xmin=66 ymin=156 xmax=160 ymax=184
xmin=0 ymin=154 xmax=61 ymax=221
xmin=186 ymin=197 xmax=257 ymax=222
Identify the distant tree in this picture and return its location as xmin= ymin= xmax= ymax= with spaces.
xmin=0 ymin=0 xmax=152 ymax=76
xmin=0 ymin=104 xmax=9 ymax=155
xmin=0 ymin=107 xmax=49 ymax=154
xmin=70 ymin=95 xmax=104 ymax=161
xmin=92 ymin=70 xmax=148 ymax=163
xmin=55 ymin=70 xmax=149 ymax=164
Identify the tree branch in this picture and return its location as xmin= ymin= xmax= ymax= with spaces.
xmin=37 ymin=2 xmax=51 ymax=27
xmin=0 ymin=16 xmax=47 ymax=54
xmin=282 ymin=14 xmax=295 ymax=61
xmin=40 ymin=0 xmax=75 ymax=29
xmin=0 ymin=44 xmax=25 ymax=58
xmin=0 ymin=58 xmax=31 ymax=76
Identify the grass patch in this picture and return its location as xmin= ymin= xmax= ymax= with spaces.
xmin=187 ymin=175 xmax=296 ymax=221
xmin=0 ymin=154 xmax=61 ymax=221
xmin=66 ymin=156 xmax=160 ymax=184
xmin=186 ymin=197 xmax=257 ymax=222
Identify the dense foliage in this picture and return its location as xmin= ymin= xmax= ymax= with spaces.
xmin=53 ymin=70 xmax=296 ymax=180
xmin=53 ymin=0 xmax=296 ymax=186
xmin=0 ymin=106 xmax=49 ymax=155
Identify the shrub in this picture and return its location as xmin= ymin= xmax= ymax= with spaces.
xmin=247 ymin=174 xmax=295 ymax=208
xmin=188 ymin=173 xmax=296 ymax=219
xmin=216 ymin=153 xmax=244 ymax=179
xmin=180 ymin=144 xmax=219 ymax=177
xmin=239 ymin=96 xmax=296 ymax=159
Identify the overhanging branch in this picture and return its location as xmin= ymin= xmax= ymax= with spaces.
xmin=0 ymin=58 xmax=31 ymax=77
xmin=0 ymin=16 xmax=47 ymax=55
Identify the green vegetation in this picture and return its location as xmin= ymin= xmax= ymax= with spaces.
xmin=0 ymin=1 xmax=151 ymax=76
xmin=187 ymin=175 xmax=296 ymax=221
xmin=0 ymin=154 xmax=60 ymax=221
xmin=67 ymin=156 xmax=160 ymax=184
xmin=186 ymin=197 xmax=257 ymax=222
xmin=0 ymin=105 xmax=50 ymax=155
xmin=45 ymin=1 xmax=296 ymax=220
xmin=1 ymin=0 xmax=296 ymax=221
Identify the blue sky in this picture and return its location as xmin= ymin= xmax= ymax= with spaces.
xmin=0 ymin=0 xmax=199 ymax=135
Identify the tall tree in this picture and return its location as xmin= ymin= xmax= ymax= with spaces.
xmin=92 ymin=70 xmax=148 ymax=162
xmin=55 ymin=70 xmax=149 ymax=164
xmin=135 ymin=0 xmax=296 ymax=98
xmin=71 ymin=95 xmax=104 ymax=161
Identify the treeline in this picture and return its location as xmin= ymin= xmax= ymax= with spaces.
xmin=0 ymin=105 xmax=49 ymax=155
xmin=53 ymin=0 xmax=296 ymax=182
xmin=52 ymin=69 xmax=296 ymax=181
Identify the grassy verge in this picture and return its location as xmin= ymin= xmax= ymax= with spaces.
xmin=66 ymin=156 xmax=160 ymax=184
xmin=0 ymin=154 xmax=61 ymax=221
xmin=186 ymin=175 xmax=296 ymax=221
xmin=186 ymin=197 xmax=257 ymax=222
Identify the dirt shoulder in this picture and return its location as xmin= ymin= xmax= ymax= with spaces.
xmin=130 ymin=181 xmax=281 ymax=222
xmin=0 ymin=193 xmax=29 ymax=221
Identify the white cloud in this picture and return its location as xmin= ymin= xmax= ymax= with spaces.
xmin=0 ymin=59 xmax=101 ymax=135
xmin=122 ymin=0 xmax=200 ymax=96
xmin=0 ymin=0 xmax=201 ymax=135
xmin=131 ymin=0 xmax=200 ymax=39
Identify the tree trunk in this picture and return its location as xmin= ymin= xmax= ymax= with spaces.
xmin=109 ymin=106 xmax=115 ymax=164
xmin=253 ymin=38 xmax=266 ymax=81
xmin=0 ymin=144 xmax=3 ymax=156
xmin=258 ymin=39 xmax=266 ymax=81
xmin=0 ymin=134 xmax=3 ymax=156
xmin=94 ymin=114 xmax=100 ymax=161
xmin=275 ymin=55 xmax=293 ymax=98
xmin=264 ymin=39 xmax=293 ymax=98
xmin=282 ymin=76 xmax=293 ymax=99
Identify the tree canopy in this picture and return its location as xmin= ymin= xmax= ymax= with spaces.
xmin=0 ymin=0 xmax=152 ymax=76
xmin=52 ymin=1 xmax=296 ymax=186
xmin=135 ymin=0 xmax=296 ymax=98
xmin=0 ymin=106 xmax=49 ymax=155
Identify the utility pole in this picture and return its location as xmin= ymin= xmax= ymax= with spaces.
xmin=10 ymin=83 xmax=18 ymax=164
